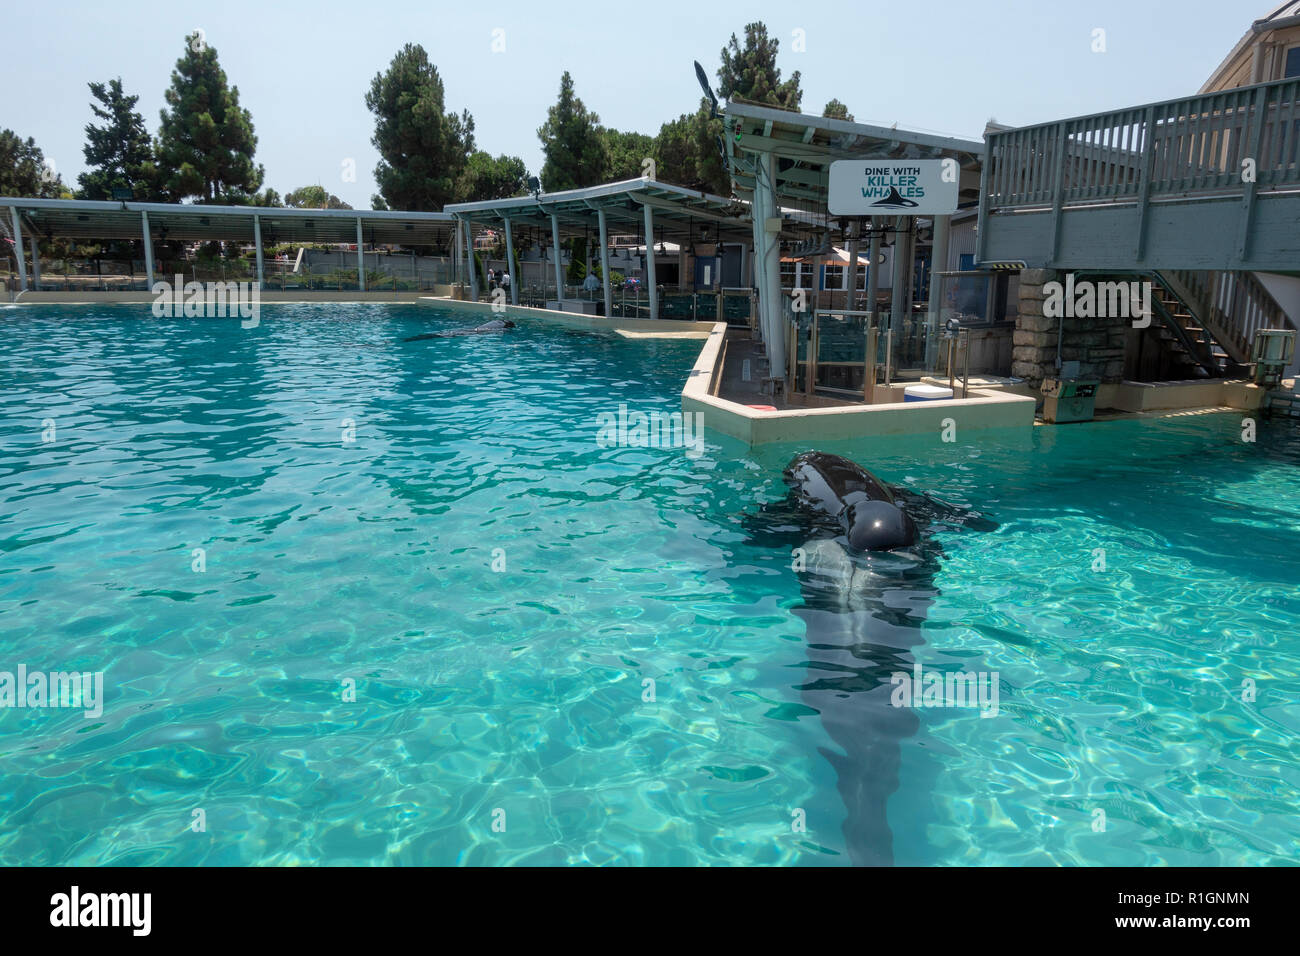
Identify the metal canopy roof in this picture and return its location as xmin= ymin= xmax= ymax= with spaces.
xmin=723 ymin=100 xmax=985 ymax=209
xmin=444 ymin=177 xmax=760 ymax=244
xmin=0 ymin=197 xmax=458 ymax=246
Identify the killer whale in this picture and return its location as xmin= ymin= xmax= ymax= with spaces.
xmin=783 ymin=451 xmax=919 ymax=552
xmin=745 ymin=451 xmax=997 ymax=865
xmin=402 ymin=319 xmax=516 ymax=341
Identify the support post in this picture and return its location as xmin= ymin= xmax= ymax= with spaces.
xmin=30 ymin=231 xmax=41 ymax=291
xmin=927 ymin=214 xmax=951 ymax=370
xmin=865 ymin=217 xmax=881 ymax=322
xmin=750 ymin=190 xmax=768 ymax=341
xmin=465 ymin=218 xmax=479 ymax=301
xmin=1237 ymin=85 xmax=1270 ymax=265
xmin=1047 ymin=123 xmax=1069 ymax=266
xmin=597 ymin=207 xmax=612 ymax=318
xmin=9 ymin=208 xmax=27 ymax=292
xmin=454 ymin=219 xmax=463 ymax=294
xmin=642 ymin=203 xmax=658 ymax=320
xmin=846 ymin=221 xmax=860 ymax=310
xmin=890 ymin=217 xmax=910 ymax=331
xmin=759 ymin=151 xmax=785 ymax=376
xmin=253 ymin=214 xmax=265 ymax=290
xmin=550 ymin=213 xmax=564 ymax=304
xmin=503 ymin=216 xmax=519 ymax=306
xmin=1134 ymin=106 xmax=1157 ymax=263
xmin=889 ymin=217 xmax=914 ymax=379
xmin=356 ymin=218 xmax=366 ymax=292
xmin=141 ymin=210 xmax=154 ymax=288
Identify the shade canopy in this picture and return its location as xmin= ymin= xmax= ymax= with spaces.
xmin=723 ymin=99 xmax=985 ymax=210
xmin=1 ymin=197 xmax=458 ymax=247
xmin=445 ymin=177 xmax=763 ymax=245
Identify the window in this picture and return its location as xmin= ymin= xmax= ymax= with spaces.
xmin=1286 ymin=46 xmax=1300 ymax=79
xmin=780 ymin=260 xmax=796 ymax=288
xmin=822 ymin=264 xmax=844 ymax=290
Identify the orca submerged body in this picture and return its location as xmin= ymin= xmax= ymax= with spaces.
xmin=745 ymin=451 xmax=998 ymax=865
xmin=403 ymin=319 xmax=516 ymax=341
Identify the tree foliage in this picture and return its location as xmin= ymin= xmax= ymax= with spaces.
xmin=537 ymin=72 xmax=608 ymax=191
xmin=603 ymin=129 xmax=655 ymax=181
xmin=156 ymin=33 xmax=264 ymax=203
xmin=0 ymin=130 xmax=66 ymax=198
xmin=366 ymin=43 xmax=475 ymax=211
xmin=456 ymin=151 xmax=529 ymax=202
xmin=822 ymin=98 xmax=854 ymax=122
xmin=653 ymin=107 xmax=727 ymax=196
xmin=78 ymin=78 xmax=163 ymax=200
xmin=285 ymin=185 xmax=352 ymax=209
xmin=717 ymin=22 xmax=802 ymax=110
xmin=651 ymin=21 xmax=802 ymax=196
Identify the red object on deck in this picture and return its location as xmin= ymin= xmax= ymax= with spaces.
xmin=745 ymin=404 xmax=778 ymax=411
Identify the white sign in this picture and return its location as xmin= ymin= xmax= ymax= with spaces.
xmin=828 ymin=159 xmax=959 ymax=216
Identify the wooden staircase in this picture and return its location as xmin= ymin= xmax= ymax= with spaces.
xmin=1148 ymin=275 xmax=1228 ymax=378
xmin=1082 ymin=269 xmax=1293 ymax=380
xmin=1158 ymin=270 xmax=1294 ymax=374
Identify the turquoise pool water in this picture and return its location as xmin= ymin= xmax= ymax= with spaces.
xmin=1 ymin=304 xmax=1297 ymax=866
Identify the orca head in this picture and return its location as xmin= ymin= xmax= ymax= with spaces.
xmin=503 ymin=320 xmax=516 ymax=328
xmin=842 ymin=499 xmax=918 ymax=553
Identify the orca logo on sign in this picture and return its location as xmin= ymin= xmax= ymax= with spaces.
xmin=870 ymin=184 xmax=919 ymax=209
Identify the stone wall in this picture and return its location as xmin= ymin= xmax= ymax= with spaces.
xmin=1012 ymin=269 xmax=1129 ymax=388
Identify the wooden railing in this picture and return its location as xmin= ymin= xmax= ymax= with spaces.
xmin=984 ymin=77 xmax=1300 ymax=212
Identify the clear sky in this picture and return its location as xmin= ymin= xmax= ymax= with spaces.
xmin=5 ymin=0 xmax=1263 ymax=207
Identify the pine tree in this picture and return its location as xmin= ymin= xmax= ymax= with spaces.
xmin=537 ymin=72 xmax=608 ymax=192
xmin=455 ymin=153 xmax=529 ymax=203
xmin=156 ymin=32 xmax=264 ymax=203
xmin=822 ymin=99 xmax=854 ymax=122
xmin=717 ymin=23 xmax=802 ymax=111
xmin=366 ymin=43 xmax=475 ymax=211
xmin=602 ymin=129 xmax=655 ymax=181
xmin=285 ymin=185 xmax=352 ymax=209
xmin=0 ymin=131 xmax=65 ymax=198
xmin=78 ymin=78 xmax=161 ymax=200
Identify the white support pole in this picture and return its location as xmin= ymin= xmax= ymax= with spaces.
xmin=550 ymin=213 xmax=564 ymax=304
xmin=465 ymin=218 xmax=479 ymax=301
xmin=140 ymin=210 xmax=154 ymax=288
xmin=866 ymin=216 xmax=882 ymax=321
xmin=642 ymin=202 xmax=658 ymax=320
xmin=454 ymin=219 xmax=463 ymax=293
xmin=253 ymin=214 xmax=265 ymax=290
xmin=927 ymin=214 xmax=951 ymax=370
xmin=503 ymin=216 xmax=519 ymax=306
xmin=356 ymin=218 xmax=366 ymax=292
xmin=890 ymin=216 xmax=910 ymax=331
xmin=750 ymin=181 xmax=768 ymax=341
xmin=30 ymin=230 xmax=41 ymax=290
xmin=847 ymin=221 xmax=860 ymax=311
xmin=9 ymin=208 xmax=27 ymax=292
xmin=759 ymin=151 xmax=785 ymax=377
xmin=597 ymin=207 xmax=612 ymax=319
